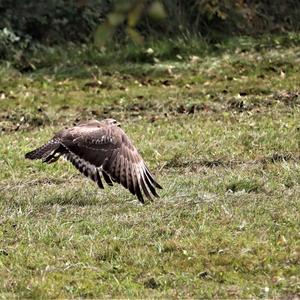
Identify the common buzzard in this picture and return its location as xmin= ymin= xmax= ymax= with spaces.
xmin=25 ymin=118 xmax=162 ymax=203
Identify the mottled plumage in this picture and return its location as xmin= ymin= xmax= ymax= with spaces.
xmin=25 ymin=118 xmax=162 ymax=203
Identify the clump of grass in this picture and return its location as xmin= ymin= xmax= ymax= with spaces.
xmin=226 ymin=178 xmax=263 ymax=193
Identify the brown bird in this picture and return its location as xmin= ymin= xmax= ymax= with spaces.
xmin=25 ymin=118 xmax=162 ymax=203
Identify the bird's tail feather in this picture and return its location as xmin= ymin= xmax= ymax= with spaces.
xmin=25 ymin=140 xmax=61 ymax=162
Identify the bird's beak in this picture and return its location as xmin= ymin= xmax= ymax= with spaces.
xmin=117 ymin=122 xmax=121 ymax=127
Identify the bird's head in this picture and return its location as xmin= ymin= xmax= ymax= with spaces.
xmin=104 ymin=118 xmax=121 ymax=127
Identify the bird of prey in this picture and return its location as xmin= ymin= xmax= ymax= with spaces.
xmin=25 ymin=118 xmax=162 ymax=203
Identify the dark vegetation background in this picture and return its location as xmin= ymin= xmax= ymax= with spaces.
xmin=1 ymin=0 xmax=300 ymax=66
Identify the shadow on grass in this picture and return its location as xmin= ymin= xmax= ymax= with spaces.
xmin=165 ymin=152 xmax=300 ymax=169
xmin=42 ymin=189 xmax=104 ymax=206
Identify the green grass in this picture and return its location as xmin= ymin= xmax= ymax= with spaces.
xmin=1 ymin=36 xmax=300 ymax=298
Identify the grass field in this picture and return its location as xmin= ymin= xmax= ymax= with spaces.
xmin=0 ymin=36 xmax=300 ymax=298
